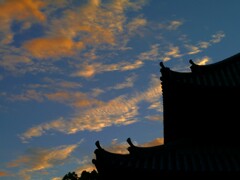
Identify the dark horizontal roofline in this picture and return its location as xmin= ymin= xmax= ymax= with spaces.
xmin=160 ymin=52 xmax=240 ymax=73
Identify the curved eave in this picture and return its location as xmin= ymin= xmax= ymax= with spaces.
xmin=127 ymin=138 xmax=165 ymax=155
xmin=94 ymin=141 xmax=240 ymax=174
xmin=94 ymin=140 xmax=129 ymax=157
xmin=160 ymin=53 xmax=240 ymax=88
xmin=191 ymin=52 xmax=240 ymax=67
xmin=190 ymin=53 xmax=240 ymax=74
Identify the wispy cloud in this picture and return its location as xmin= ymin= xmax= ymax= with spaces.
xmin=72 ymin=60 xmax=144 ymax=78
xmin=7 ymin=142 xmax=80 ymax=180
xmin=138 ymin=44 xmax=160 ymax=61
xmin=145 ymin=114 xmax=163 ymax=121
xmin=185 ymin=31 xmax=225 ymax=55
xmin=45 ymin=91 xmax=104 ymax=108
xmin=109 ymin=74 xmax=137 ymax=90
xmin=20 ymin=76 xmax=162 ymax=141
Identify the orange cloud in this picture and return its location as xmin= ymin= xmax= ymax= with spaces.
xmin=195 ymin=56 xmax=211 ymax=65
xmin=140 ymin=137 xmax=164 ymax=147
xmin=0 ymin=0 xmax=46 ymax=44
xmin=20 ymin=76 xmax=162 ymax=141
xmin=45 ymin=91 xmax=103 ymax=108
xmin=105 ymin=139 xmax=130 ymax=154
xmin=0 ymin=0 xmax=45 ymax=21
xmin=145 ymin=115 xmax=163 ymax=121
xmin=8 ymin=143 xmax=79 ymax=179
xmin=73 ymin=60 xmax=144 ymax=78
xmin=0 ymin=171 xmax=9 ymax=176
xmin=23 ymin=37 xmax=84 ymax=59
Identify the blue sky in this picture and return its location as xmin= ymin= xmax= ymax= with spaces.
xmin=0 ymin=0 xmax=240 ymax=179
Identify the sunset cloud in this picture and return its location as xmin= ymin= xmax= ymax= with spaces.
xmin=102 ymin=137 xmax=164 ymax=154
xmin=139 ymin=137 xmax=164 ymax=147
xmin=127 ymin=17 xmax=147 ymax=35
xmin=185 ymin=31 xmax=225 ymax=55
xmin=0 ymin=0 xmax=46 ymax=44
xmin=19 ymin=0 xmax=147 ymax=60
xmin=0 ymin=171 xmax=9 ymax=177
xmin=23 ymin=37 xmax=84 ymax=59
xmin=45 ymin=91 xmax=104 ymax=108
xmin=109 ymin=75 xmax=137 ymax=90
xmin=73 ymin=60 xmax=144 ymax=78
xmin=195 ymin=56 xmax=211 ymax=65
xmin=8 ymin=143 xmax=80 ymax=180
xmin=145 ymin=115 xmax=163 ymax=121
xmin=20 ymin=76 xmax=162 ymax=141
xmin=140 ymin=44 xmax=158 ymax=58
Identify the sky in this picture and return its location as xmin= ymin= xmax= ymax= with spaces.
xmin=1 ymin=0 xmax=240 ymax=179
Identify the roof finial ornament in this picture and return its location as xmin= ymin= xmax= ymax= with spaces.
xmin=189 ymin=59 xmax=196 ymax=65
xmin=127 ymin=138 xmax=135 ymax=147
xmin=159 ymin=62 xmax=165 ymax=69
xmin=95 ymin=141 xmax=103 ymax=150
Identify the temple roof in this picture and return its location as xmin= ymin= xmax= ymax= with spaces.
xmin=93 ymin=138 xmax=240 ymax=175
xmin=92 ymin=53 xmax=240 ymax=178
xmin=160 ymin=53 xmax=240 ymax=88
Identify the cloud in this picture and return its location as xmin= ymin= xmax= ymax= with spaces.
xmin=7 ymin=143 xmax=80 ymax=180
xmin=0 ymin=171 xmax=9 ymax=176
xmin=105 ymin=139 xmax=130 ymax=154
xmin=73 ymin=60 xmax=144 ymax=78
xmin=20 ymin=0 xmax=147 ymax=60
xmin=145 ymin=114 xmax=163 ymax=121
xmin=185 ymin=44 xmax=201 ymax=55
xmin=109 ymin=74 xmax=137 ymax=90
xmin=158 ymin=20 xmax=183 ymax=30
xmin=23 ymin=37 xmax=84 ymax=59
xmin=101 ymin=137 xmax=164 ymax=154
xmin=148 ymin=101 xmax=163 ymax=111
xmin=45 ymin=91 xmax=104 ymax=108
xmin=0 ymin=0 xmax=46 ymax=44
xmin=166 ymin=20 xmax=183 ymax=30
xmin=195 ymin=56 xmax=211 ymax=65
xmin=74 ymin=156 xmax=96 ymax=176
xmin=127 ymin=16 xmax=147 ymax=35
xmin=0 ymin=55 xmax=32 ymax=71
xmin=139 ymin=137 xmax=164 ymax=147
xmin=138 ymin=44 xmax=160 ymax=61
xmin=210 ymin=31 xmax=225 ymax=43
xmin=185 ymin=31 xmax=225 ymax=55
xmin=10 ymin=90 xmax=44 ymax=102
xmin=20 ymin=76 xmax=162 ymax=141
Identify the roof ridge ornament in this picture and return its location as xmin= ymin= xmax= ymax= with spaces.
xmin=127 ymin=138 xmax=135 ymax=147
xmin=95 ymin=141 xmax=103 ymax=150
xmin=189 ymin=59 xmax=196 ymax=66
xmin=159 ymin=62 xmax=165 ymax=69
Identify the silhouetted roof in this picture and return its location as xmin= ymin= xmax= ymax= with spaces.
xmin=160 ymin=53 xmax=240 ymax=87
xmin=92 ymin=53 xmax=240 ymax=178
xmin=93 ymin=139 xmax=240 ymax=175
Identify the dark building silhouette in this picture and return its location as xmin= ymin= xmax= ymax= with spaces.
xmin=92 ymin=53 xmax=240 ymax=179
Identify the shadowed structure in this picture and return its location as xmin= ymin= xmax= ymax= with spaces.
xmin=92 ymin=53 xmax=240 ymax=179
